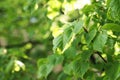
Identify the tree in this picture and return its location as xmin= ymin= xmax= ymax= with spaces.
xmin=0 ymin=0 xmax=120 ymax=80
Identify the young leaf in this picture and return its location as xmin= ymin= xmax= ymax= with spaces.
xmin=84 ymin=71 xmax=96 ymax=80
xmin=72 ymin=60 xmax=89 ymax=79
xmin=48 ymin=54 xmax=64 ymax=65
xmin=107 ymin=0 xmax=120 ymax=22
xmin=24 ymin=0 xmax=37 ymax=14
xmin=64 ymin=47 xmax=76 ymax=59
xmin=37 ymin=64 xmax=54 ymax=79
xmin=58 ymin=72 xmax=72 ymax=80
xmin=82 ymin=4 xmax=95 ymax=15
xmin=63 ymin=63 xmax=73 ymax=75
xmin=80 ymin=50 xmax=93 ymax=61
xmin=93 ymin=31 xmax=108 ymax=52
xmin=5 ymin=59 xmax=14 ymax=73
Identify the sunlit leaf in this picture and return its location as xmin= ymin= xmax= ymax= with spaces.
xmin=53 ymin=35 xmax=63 ymax=53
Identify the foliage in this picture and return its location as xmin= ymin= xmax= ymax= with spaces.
xmin=0 ymin=0 xmax=120 ymax=80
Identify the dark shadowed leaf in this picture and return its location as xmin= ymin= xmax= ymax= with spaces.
xmin=105 ymin=62 xmax=120 ymax=80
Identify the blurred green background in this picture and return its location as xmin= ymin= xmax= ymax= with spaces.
xmin=0 ymin=0 xmax=82 ymax=80
xmin=0 ymin=0 xmax=120 ymax=80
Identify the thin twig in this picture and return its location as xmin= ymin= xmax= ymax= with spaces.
xmin=95 ymin=51 xmax=107 ymax=63
xmin=0 ymin=40 xmax=42 ymax=49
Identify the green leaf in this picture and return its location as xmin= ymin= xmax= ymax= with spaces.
xmin=73 ymin=20 xmax=83 ymax=34
xmin=57 ymin=72 xmax=71 ymax=80
xmin=67 ymin=9 xmax=80 ymax=22
xmin=93 ymin=31 xmax=108 ymax=52
xmin=105 ymin=62 xmax=120 ymax=80
xmin=82 ymin=4 xmax=95 ymax=15
xmin=62 ymin=29 xmax=75 ymax=53
xmin=53 ymin=20 xmax=83 ymax=54
xmin=48 ymin=54 xmax=64 ymax=65
xmin=102 ymin=23 xmax=120 ymax=32
xmin=72 ymin=60 xmax=89 ymax=79
xmin=107 ymin=0 xmax=120 ymax=22
xmin=5 ymin=59 xmax=14 ymax=73
xmin=24 ymin=0 xmax=37 ymax=14
xmin=80 ymin=50 xmax=93 ymax=61
xmin=37 ymin=58 xmax=47 ymax=66
xmin=53 ymin=35 xmax=63 ymax=53
xmin=37 ymin=64 xmax=54 ymax=79
xmin=84 ymin=71 xmax=96 ymax=80
xmin=64 ymin=47 xmax=76 ymax=59
xmin=63 ymin=27 xmax=72 ymax=47
xmin=85 ymin=29 xmax=97 ymax=45
xmin=107 ymin=0 xmax=112 ymax=6
xmin=37 ymin=54 xmax=64 ymax=79
xmin=63 ymin=63 xmax=73 ymax=75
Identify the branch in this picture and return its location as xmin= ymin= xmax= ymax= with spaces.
xmin=0 ymin=40 xmax=42 ymax=49
xmin=95 ymin=51 xmax=107 ymax=63
xmin=83 ymin=27 xmax=88 ymax=33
